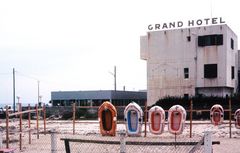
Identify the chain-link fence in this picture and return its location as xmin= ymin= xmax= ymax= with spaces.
xmin=0 ymin=118 xmax=48 ymax=153
xmin=0 ymin=119 xmax=214 ymax=153
xmin=61 ymin=134 xmax=205 ymax=153
xmin=2 ymin=132 xmax=205 ymax=153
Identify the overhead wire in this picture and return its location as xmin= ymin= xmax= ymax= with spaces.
xmin=0 ymin=72 xmax=12 ymax=75
xmin=15 ymin=71 xmax=39 ymax=81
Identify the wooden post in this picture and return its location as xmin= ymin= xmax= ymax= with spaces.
xmin=28 ymin=104 xmax=31 ymax=144
xmin=144 ymin=101 xmax=147 ymax=137
xmin=36 ymin=104 xmax=39 ymax=139
xmin=190 ymin=100 xmax=193 ymax=138
xmin=6 ymin=106 xmax=9 ymax=148
xmin=19 ymin=103 xmax=22 ymax=151
xmin=174 ymin=133 xmax=176 ymax=149
xmin=0 ymin=128 xmax=2 ymax=148
xmin=73 ymin=103 xmax=76 ymax=135
xmin=43 ymin=104 xmax=46 ymax=135
xmin=229 ymin=98 xmax=232 ymax=138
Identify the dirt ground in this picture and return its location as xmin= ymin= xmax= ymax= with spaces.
xmin=0 ymin=119 xmax=239 ymax=153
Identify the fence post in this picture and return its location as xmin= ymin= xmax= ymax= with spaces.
xmin=73 ymin=103 xmax=76 ymax=135
xmin=36 ymin=104 xmax=39 ymax=139
xmin=28 ymin=104 xmax=31 ymax=144
xmin=0 ymin=128 xmax=3 ymax=149
xmin=119 ymin=131 xmax=126 ymax=153
xmin=144 ymin=101 xmax=147 ymax=137
xmin=19 ymin=103 xmax=22 ymax=151
xmin=190 ymin=100 xmax=193 ymax=138
xmin=51 ymin=129 xmax=57 ymax=153
xmin=43 ymin=104 xmax=46 ymax=135
xmin=6 ymin=106 xmax=9 ymax=148
xmin=229 ymin=98 xmax=232 ymax=138
xmin=204 ymin=131 xmax=212 ymax=153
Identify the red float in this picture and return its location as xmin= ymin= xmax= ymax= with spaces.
xmin=234 ymin=109 xmax=240 ymax=129
xmin=168 ymin=105 xmax=186 ymax=135
xmin=210 ymin=104 xmax=224 ymax=126
xmin=148 ymin=106 xmax=165 ymax=134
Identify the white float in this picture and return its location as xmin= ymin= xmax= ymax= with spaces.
xmin=168 ymin=105 xmax=186 ymax=135
xmin=148 ymin=106 xmax=165 ymax=134
xmin=124 ymin=102 xmax=143 ymax=136
xmin=234 ymin=109 xmax=240 ymax=129
xmin=210 ymin=104 xmax=224 ymax=126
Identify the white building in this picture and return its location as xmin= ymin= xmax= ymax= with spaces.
xmin=140 ymin=24 xmax=238 ymax=106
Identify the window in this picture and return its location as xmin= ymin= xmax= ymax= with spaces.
xmin=184 ymin=68 xmax=189 ymax=79
xmin=198 ymin=36 xmax=204 ymax=46
xmin=216 ymin=35 xmax=223 ymax=45
xmin=184 ymin=94 xmax=189 ymax=100
xmin=204 ymin=64 xmax=217 ymax=78
xmin=231 ymin=38 xmax=234 ymax=50
xmin=198 ymin=34 xmax=223 ymax=47
xmin=232 ymin=66 xmax=235 ymax=79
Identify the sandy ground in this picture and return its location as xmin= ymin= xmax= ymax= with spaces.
xmin=0 ymin=119 xmax=240 ymax=153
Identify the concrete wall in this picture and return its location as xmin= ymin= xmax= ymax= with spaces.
xmin=225 ymin=27 xmax=238 ymax=92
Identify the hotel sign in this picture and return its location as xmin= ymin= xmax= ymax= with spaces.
xmin=148 ymin=17 xmax=225 ymax=31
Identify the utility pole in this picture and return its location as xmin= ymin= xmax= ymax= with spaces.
xmin=114 ymin=66 xmax=116 ymax=91
xmin=13 ymin=68 xmax=16 ymax=113
xmin=17 ymin=96 xmax=20 ymax=112
xmin=39 ymin=95 xmax=42 ymax=107
xmin=109 ymin=66 xmax=117 ymax=91
xmin=38 ymin=80 xmax=40 ymax=106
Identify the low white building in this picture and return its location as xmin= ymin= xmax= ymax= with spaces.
xmin=140 ymin=24 xmax=238 ymax=106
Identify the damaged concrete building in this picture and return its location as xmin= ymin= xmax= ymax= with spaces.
xmin=140 ymin=24 xmax=238 ymax=105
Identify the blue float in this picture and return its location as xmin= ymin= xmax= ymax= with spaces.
xmin=124 ymin=102 xmax=143 ymax=136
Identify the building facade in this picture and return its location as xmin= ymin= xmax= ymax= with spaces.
xmin=51 ymin=90 xmax=146 ymax=106
xmin=141 ymin=24 xmax=238 ymax=106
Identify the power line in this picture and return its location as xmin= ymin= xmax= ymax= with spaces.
xmin=16 ymin=71 xmax=39 ymax=81
xmin=0 ymin=72 xmax=12 ymax=75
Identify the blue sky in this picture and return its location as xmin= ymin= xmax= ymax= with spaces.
xmin=0 ymin=0 xmax=239 ymax=105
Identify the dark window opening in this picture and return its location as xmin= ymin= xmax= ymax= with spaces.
xmin=216 ymin=35 xmax=223 ymax=45
xmin=198 ymin=34 xmax=223 ymax=47
xmin=232 ymin=66 xmax=235 ymax=79
xmin=187 ymin=36 xmax=191 ymax=42
xmin=204 ymin=64 xmax=217 ymax=78
xmin=184 ymin=68 xmax=189 ymax=79
xmin=231 ymin=38 xmax=234 ymax=50
xmin=184 ymin=94 xmax=189 ymax=100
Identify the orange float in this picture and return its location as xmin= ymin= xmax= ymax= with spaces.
xmin=98 ymin=101 xmax=117 ymax=136
xmin=234 ymin=109 xmax=240 ymax=129
xmin=148 ymin=106 xmax=165 ymax=134
xmin=210 ymin=104 xmax=224 ymax=126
